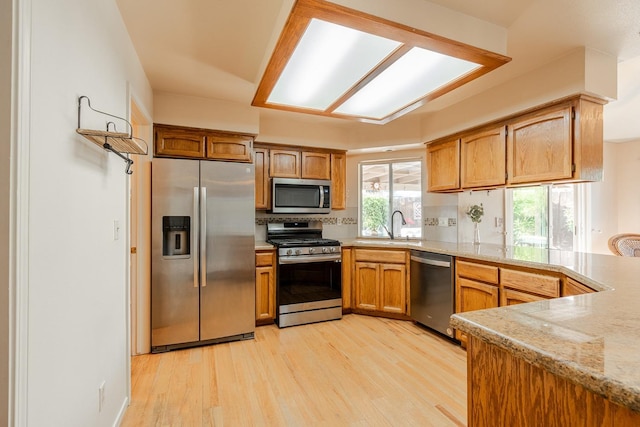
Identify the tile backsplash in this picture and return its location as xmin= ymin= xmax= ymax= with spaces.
xmin=255 ymin=208 xmax=358 ymax=241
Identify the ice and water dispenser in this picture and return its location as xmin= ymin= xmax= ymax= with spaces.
xmin=162 ymin=216 xmax=191 ymax=257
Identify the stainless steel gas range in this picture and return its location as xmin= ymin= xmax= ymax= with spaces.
xmin=266 ymin=222 xmax=342 ymax=328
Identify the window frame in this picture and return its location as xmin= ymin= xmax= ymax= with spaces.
xmin=358 ymin=158 xmax=423 ymax=239
xmin=504 ymin=183 xmax=589 ymax=252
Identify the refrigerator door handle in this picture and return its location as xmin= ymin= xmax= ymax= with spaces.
xmin=200 ymin=186 xmax=207 ymax=287
xmin=193 ymin=187 xmax=199 ymax=288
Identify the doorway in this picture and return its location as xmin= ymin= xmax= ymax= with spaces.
xmin=129 ymin=99 xmax=152 ymax=355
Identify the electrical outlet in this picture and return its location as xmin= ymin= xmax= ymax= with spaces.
xmin=98 ymin=381 xmax=106 ymax=412
xmin=113 ymin=220 xmax=120 ymax=241
xmin=438 ymin=217 xmax=448 ymax=227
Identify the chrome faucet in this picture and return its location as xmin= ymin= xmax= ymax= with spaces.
xmin=383 ymin=210 xmax=407 ymax=239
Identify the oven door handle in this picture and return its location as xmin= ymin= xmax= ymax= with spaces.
xmin=279 ymin=255 xmax=342 ymax=264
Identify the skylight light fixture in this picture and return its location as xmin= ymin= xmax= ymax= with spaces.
xmin=253 ymin=0 xmax=511 ymax=124
xmin=268 ymin=19 xmax=402 ymax=111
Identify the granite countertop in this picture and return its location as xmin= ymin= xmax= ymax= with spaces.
xmin=342 ymin=238 xmax=640 ymax=412
xmin=255 ymin=240 xmax=274 ymax=251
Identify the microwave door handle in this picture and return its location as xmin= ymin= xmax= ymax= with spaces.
xmin=319 ymin=186 xmax=324 ymax=208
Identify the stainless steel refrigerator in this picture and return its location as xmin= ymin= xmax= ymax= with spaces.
xmin=151 ymin=158 xmax=255 ymax=352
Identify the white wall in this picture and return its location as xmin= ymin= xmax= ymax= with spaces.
xmin=154 ymin=91 xmax=259 ymax=135
xmin=0 ymin=0 xmax=12 ymax=423
xmin=457 ymin=189 xmax=505 ymax=245
xmin=24 ymin=0 xmax=152 ymax=425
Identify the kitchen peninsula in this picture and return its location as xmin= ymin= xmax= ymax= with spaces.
xmin=341 ymin=239 xmax=640 ymax=425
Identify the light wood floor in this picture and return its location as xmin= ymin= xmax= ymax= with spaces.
xmin=121 ymin=314 xmax=467 ymax=426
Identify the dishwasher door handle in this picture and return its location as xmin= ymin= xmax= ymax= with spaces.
xmin=410 ymin=256 xmax=451 ymax=268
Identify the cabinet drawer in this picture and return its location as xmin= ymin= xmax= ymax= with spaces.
xmin=457 ymin=260 xmax=499 ymax=284
xmin=500 ymin=268 xmax=559 ymax=298
xmin=255 ymin=251 xmax=274 ymax=267
xmin=355 ymin=249 xmax=406 ymax=264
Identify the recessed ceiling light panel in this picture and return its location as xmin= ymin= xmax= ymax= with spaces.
xmin=267 ymin=19 xmax=402 ymax=111
xmin=334 ymin=47 xmax=481 ymax=119
xmin=253 ymin=0 xmax=511 ymax=124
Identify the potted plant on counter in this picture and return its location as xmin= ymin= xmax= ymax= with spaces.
xmin=466 ymin=203 xmax=484 ymax=244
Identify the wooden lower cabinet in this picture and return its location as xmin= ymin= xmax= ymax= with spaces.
xmin=500 ymin=287 xmax=546 ymax=306
xmin=563 ymin=276 xmax=596 ymax=296
xmin=467 ymin=336 xmax=640 ymax=426
xmin=255 ymin=249 xmax=276 ymax=325
xmin=341 ymin=248 xmax=352 ymax=311
xmin=353 ymin=249 xmax=408 ymax=316
xmin=455 ymin=259 xmax=566 ymax=345
xmin=455 ymin=260 xmax=500 ymax=345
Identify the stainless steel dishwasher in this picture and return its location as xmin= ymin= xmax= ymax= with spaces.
xmin=410 ymin=250 xmax=455 ymax=339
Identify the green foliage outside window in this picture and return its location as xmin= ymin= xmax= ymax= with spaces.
xmin=362 ymin=196 xmax=388 ymax=234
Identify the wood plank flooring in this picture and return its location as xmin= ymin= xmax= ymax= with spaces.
xmin=121 ymin=314 xmax=467 ymax=426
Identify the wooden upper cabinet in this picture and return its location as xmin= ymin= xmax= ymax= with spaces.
xmin=155 ymin=126 xmax=205 ymax=158
xmin=302 ymin=152 xmax=330 ymax=179
xmin=154 ymin=124 xmax=256 ymax=162
xmin=205 ymin=133 xmax=253 ymax=163
xmin=427 ymin=139 xmax=460 ymax=192
xmin=426 ymin=95 xmax=605 ymax=192
xmin=331 ymin=152 xmax=347 ymax=210
xmin=254 ymin=148 xmax=270 ymax=210
xmin=507 ymin=104 xmax=573 ymax=184
xmin=461 ymin=126 xmax=506 ymax=188
xmin=270 ymin=149 xmax=301 ymax=178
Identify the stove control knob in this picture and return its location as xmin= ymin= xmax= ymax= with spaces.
xmin=309 ymin=248 xmax=315 ymax=254
xmin=286 ymin=249 xmax=293 ymax=256
xmin=329 ymin=247 xmax=336 ymax=253
xmin=322 ymin=247 xmax=329 ymax=253
xmin=295 ymin=249 xmax=301 ymax=256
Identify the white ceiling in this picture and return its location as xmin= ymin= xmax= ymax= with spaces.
xmin=116 ymin=0 xmax=640 ymax=143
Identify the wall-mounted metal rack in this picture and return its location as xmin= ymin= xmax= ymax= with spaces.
xmin=76 ymin=95 xmax=148 ymax=175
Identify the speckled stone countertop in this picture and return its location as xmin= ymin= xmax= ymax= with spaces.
xmin=342 ymin=238 xmax=640 ymax=412
xmin=255 ymin=240 xmax=274 ymax=251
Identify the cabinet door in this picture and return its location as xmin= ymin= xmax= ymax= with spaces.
xmin=461 ymin=126 xmax=506 ymax=188
xmin=155 ymin=126 xmax=205 ymax=158
xmin=456 ymin=277 xmax=499 ymax=314
xmin=254 ymin=148 xmax=270 ymax=210
xmin=455 ymin=277 xmax=499 ymax=344
xmin=500 ymin=287 xmax=546 ymax=306
xmin=427 ymin=139 xmax=460 ymax=192
xmin=302 ymin=151 xmax=330 ymax=179
xmin=270 ymin=149 xmax=301 ymax=178
xmin=507 ymin=104 xmax=573 ymax=184
xmin=255 ymin=251 xmax=275 ymax=322
xmin=342 ymin=248 xmax=353 ymax=310
xmin=355 ymin=262 xmax=379 ymax=311
xmin=331 ymin=153 xmax=347 ymax=210
xmin=206 ymin=133 xmax=253 ymax=162
xmin=380 ymin=263 xmax=406 ymax=314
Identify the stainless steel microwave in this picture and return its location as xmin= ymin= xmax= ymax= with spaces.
xmin=271 ymin=178 xmax=331 ymax=214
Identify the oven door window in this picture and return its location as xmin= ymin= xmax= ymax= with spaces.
xmin=278 ymin=260 xmax=342 ymax=306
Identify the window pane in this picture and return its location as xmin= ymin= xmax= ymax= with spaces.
xmin=391 ymin=161 xmax=422 ymax=238
xmin=512 ymin=186 xmax=548 ymax=248
xmin=550 ymin=184 xmax=574 ymax=250
xmin=361 ymin=164 xmax=390 ymax=237
xmin=360 ymin=160 xmax=422 ymax=239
